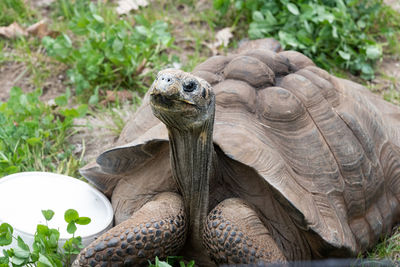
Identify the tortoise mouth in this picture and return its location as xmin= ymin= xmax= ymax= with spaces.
xmin=150 ymin=94 xmax=197 ymax=112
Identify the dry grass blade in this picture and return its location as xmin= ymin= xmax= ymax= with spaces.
xmin=0 ymin=20 xmax=58 ymax=39
xmin=205 ymin=27 xmax=233 ymax=55
xmin=26 ymin=19 xmax=51 ymax=38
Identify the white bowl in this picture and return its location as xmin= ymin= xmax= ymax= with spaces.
xmin=0 ymin=172 xmax=113 ymax=254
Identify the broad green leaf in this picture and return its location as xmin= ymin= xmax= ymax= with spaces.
xmin=64 ymin=209 xmax=79 ymax=223
xmin=278 ymin=31 xmax=300 ymax=48
xmin=38 ymin=253 xmax=53 ymax=267
xmin=76 ymin=217 xmax=91 ymax=225
xmin=9 ymin=86 xmax=22 ymax=98
xmin=49 ymin=232 xmax=58 ymax=248
xmin=10 ymin=256 xmax=25 ymax=265
xmin=361 ymin=64 xmax=374 ymax=79
xmin=338 ymin=51 xmax=351 ymax=60
xmin=0 ymin=223 xmax=13 ymax=246
xmin=55 ymin=95 xmax=68 ymax=106
xmin=17 ymin=236 xmax=29 ymax=252
xmin=263 ymin=11 xmax=277 ymax=26
xmin=286 ymin=3 xmax=299 ymax=16
xmin=155 ymin=257 xmax=172 ymax=267
xmin=135 ymin=26 xmax=147 ymax=36
xmin=36 ymin=224 xmax=49 ymax=236
xmin=76 ymin=104 xmax=88 ymax=117
xmin=92 ymin=14 xmax=104 ymax=23
xmin=13 ymin=247 xmax=29 ymax=259
xmin=61 ymin=108 xmax=79 ymax=118
xmin=67 ymin=222 xmax=77 ymax=234
xmin=49 ymin=229 xmax=60 ymax=240
xmin=41 ymin=210 xmax=55 ymax=221
xmin=366 ymin=45 xmax=382 ymax=60
xmin=19 ymin=94 xmax=28 ymax=107
xmin=112 ymin=39 xmax=123 ymax=53
xmin=252 ymin=11 xmax=264 ymax=22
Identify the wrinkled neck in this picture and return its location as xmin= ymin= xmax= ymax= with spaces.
xmin=167 ymin=115 xmax=215 ymax=250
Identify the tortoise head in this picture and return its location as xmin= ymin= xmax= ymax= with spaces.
xmin=150 ymin=69 xmax=215 ymax=130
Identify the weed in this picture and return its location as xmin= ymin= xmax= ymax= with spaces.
xmin=0 ymin=87 xmax=87 ymax=178
xmin=42 ymin=2 xmax=173 ymax=102
xmin=214 ymin=0 xmax=400 ymax=80
xmin=0 ymin=209 xmax=90 ymax=267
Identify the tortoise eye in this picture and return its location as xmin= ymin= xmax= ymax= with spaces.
xmin=183 ymin=81 xmax=197 ymax=92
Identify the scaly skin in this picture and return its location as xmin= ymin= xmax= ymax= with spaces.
xmin=203 ymin=198 xmax=286 ymax=265
xmin=73 ymin=193 xmax=186 ymax=267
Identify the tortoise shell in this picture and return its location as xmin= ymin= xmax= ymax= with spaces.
xmin=81 ymin=46 xmax=400 ymax=258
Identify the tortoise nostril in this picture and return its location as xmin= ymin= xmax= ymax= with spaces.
xmin=159 ymin=75 xmax=174 ymax=85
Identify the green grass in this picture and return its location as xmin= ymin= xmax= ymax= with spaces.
xmin=368 ymin=227 xmax=400 ymax=261
xmin=0 ymin=87 xmax=87 ymax=177
xmin=0 ymin=0 xmax=37 ymax=26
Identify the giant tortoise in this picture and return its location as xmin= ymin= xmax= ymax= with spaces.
xmin=75 ymin=42 xmax=400 ymax=266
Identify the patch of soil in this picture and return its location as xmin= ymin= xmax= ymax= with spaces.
xmin=379 ymin=0 xmax=400 ymax=89
xmin=39 ymin=71 xmax=69 ymax=101
xmin=0 ymin=61 xmax=34 ymax=101
xmin=379 ymin=58 xmax=400 ymax=84
xmin=70 ymin=103 xmax=135 ymax=163
xmin=372 ymin=57 xmax=400 ymax=92
xmin=0 ymin=60 xmax=67 ymax=102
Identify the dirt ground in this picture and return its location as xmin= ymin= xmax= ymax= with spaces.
xmin=0 ymin=60 xmax=67 ymax=102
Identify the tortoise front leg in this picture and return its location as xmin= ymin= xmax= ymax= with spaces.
xmin=74 ymin=192 xmax=186 ymax=267
xmin=203 ymin=198 xmax=287 ymax=265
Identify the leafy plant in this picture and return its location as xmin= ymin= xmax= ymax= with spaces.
xmin=148 ymin=256 xmax=195 ymax=267
xmin=0 ymin=209 xmax=90 ymax=267
xmin=214 ymin=0 xmax=400 ymax=80
xmin=0 ymin=87 xmax=87 ymax=178
xmin=42 ymin=2 xmax=173 ymax=102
